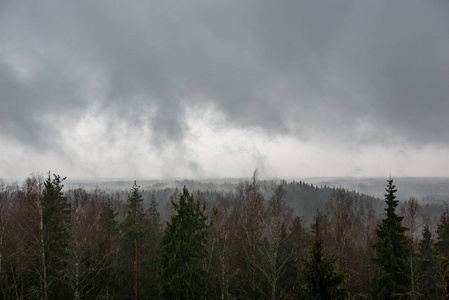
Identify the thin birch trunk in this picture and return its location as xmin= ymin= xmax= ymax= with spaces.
xmin=38 ymin=192 xmax=48 ymax=300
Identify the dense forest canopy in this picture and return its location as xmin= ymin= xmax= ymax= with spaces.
xmin=0 ymin=173 xmax=448 ymax=299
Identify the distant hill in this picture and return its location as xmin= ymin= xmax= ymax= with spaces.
xmin=65 ymin=178 xmax=386 ymax=224
xmin=58 ymin=177 xmax=449 ymax=226
xmin=301 ymin=177 xmax=449 ymax=204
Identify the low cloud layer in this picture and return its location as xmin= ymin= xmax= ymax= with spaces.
xmin=1 ymin=0 xmax=448 ymax=179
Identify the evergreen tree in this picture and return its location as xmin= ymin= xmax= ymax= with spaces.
xmin=42 ymin=173 xmax=72 ymax=299
xmin=147 ymin=194 xmax=162 ymax=232
xmin=436 ymin=212 xmax=449 ymax=257
xmin=141 ymin=195 xmax=163 ymax=299
xmin=279 ymin=216 xmax=307 ymax=294
xmin=283 ymin=217 xmax=349 ymax=299
xmin=372 ymin=178 xmax=411 ymax=298
xmin=418 ymin=224 xmax=438 ymax=299
xmin=159 ymin=187 xmax=210 ymax=299
xmin=434 ymin=211 xmax=449 ymax=297
xmin=119 ymin=181 xmax=148 ymax=300
xmin=303 ymin=218 xmax=349 ymax=299
xmin=434 ymin=249 xmax=449 ymax=298
xmin=97 ymin=198 xmax=120 ymax=299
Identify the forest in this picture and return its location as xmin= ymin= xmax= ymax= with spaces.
xmin=0 ymin=172 xmax=449 ymax=299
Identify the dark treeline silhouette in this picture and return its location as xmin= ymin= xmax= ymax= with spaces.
xmin=0 ymin=171 xmax=448 ymax=299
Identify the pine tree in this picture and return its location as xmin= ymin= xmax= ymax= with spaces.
xmin=372 ymin=178 xmax=411 ymax=298
xmin=119 ymin=181 xmax=147 ymax=300
xmin=159 ymin=187 xmax=210 ymax=299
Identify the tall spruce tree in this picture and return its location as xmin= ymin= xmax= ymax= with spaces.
xmin=418 ymin=224 xmax=438 ymax=298
xmin=434 ymin=211 xmax=449 ymax=296
xmin=282 ymin=216 xmax=349 ymax=299
xmin=42 ymin=173 xmax=71 ymax=299
xmin=97 ymin=197 xmax=119 ymax=299
xmin=141 ymin=195 xmax=163 ymax=299
xmin=372 ymin=178 xmax=411 ymax=298
xmin=436 ymin=212 xmax=449 ymax=257
xmin=159 ymin=187 xmax=209 ymax=300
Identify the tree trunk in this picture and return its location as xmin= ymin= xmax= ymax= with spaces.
xmin=38 ymin=192 xmax=48 ymax=300
xmin=135 ymin=237 xmax=138 ymax=300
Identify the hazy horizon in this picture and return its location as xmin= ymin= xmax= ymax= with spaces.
xmin=2 ymin=174 xmax=449 ymax=183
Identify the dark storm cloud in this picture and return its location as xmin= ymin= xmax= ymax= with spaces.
xmin=329 ymin=1 xmax=449 ymax=145
xmin=1 ymin=0 xmax=448 ymax=150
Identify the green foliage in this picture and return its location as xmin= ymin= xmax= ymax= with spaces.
xmin=283 ymin=218 xmax=349 ymax=299
xmin=435 ymin=211 xmax=449 ymax=297
xmin=159 ymin=187 xmax=210 ymax=300
xmin=5 ymin=176 xmax=449 ymax=299
xmin=141 ymin=195 xmax=163 ymax=299
xmin=43 ymin=172 xmax=72 ymax=299
xmin=118 ymin=181 xmax=150 ymax=299
xmin=418 ymin=224 xmax=438 ymax=298
xmin=43 ymin=173 xmax=71 ymax=258
xmin=96 ymin=198 xmax=120 ymax=299
xmin=436 ymin=212 xmax=449 ymax=257
xmin=434 ymin=249 xmax=449 ymax=298
xmin=98 ymin=198 xmax=119 ymax=250
xmin=122 ymin=181 xmax=147 ymax=236
xmin=147 ymin=194 xmax=162 ymax=233
xmin=372 ymin=178 xmax=411 ymax=298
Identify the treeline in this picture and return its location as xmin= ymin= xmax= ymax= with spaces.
xmin=0 ymin=172 xmax=448 ymax=299
xmin=106 ymin=179 xmax=382 ymax=224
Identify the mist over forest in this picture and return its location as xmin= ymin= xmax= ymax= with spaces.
xmin=57 ymin=175 xmax=449 ymax=224
xmin=2 ymin=0 xmax=449 ymax=298
xmin=64 ymin=176 xmax=449 ymax=203
xmin=1 ymin=172 xmax=449 ymax=299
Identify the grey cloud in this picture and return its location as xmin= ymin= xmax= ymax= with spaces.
xmin=0 ymin=58 xmax=88 ymax=149
xmin=329 ymin=1 xmax=449 ymax=145
xmin=1 ymin=0 xmax=448 ymax=153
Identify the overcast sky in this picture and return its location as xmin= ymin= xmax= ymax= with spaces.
xmin=1 ymin=0 xmax=449 ymax=180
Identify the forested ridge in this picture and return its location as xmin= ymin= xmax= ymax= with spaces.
xmin=0 ymin=172 xmax=448 ymax=299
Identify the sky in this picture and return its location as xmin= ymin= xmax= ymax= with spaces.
xmin=1 ymin=0 xmax=449 ymax=180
